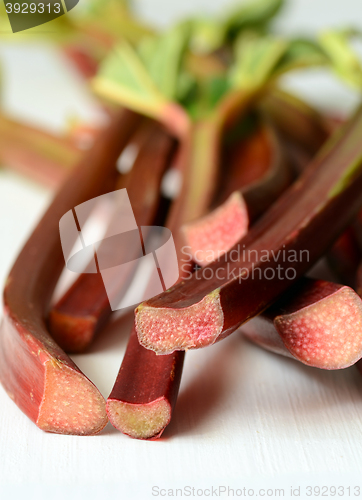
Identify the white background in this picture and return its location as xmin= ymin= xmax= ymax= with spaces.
xmin=1 ymin=1 xmax=362 ymax=498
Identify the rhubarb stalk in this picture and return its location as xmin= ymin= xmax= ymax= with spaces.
xmin=0 ymin=108 xmax=139 ymax=434
xmin=240 ymin=277 xmax=362 ymax=369
xmin=105 ymin=121 xmax=217 ymax=439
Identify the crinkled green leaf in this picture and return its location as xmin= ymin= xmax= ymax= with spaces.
xmin=319 ymin=30 xmax=362 ymax=88
xmin=138 ymin=22 xmax=191 ymax=100
xmin=188 ymin=0 xmax=285 ymax=55
xmin=93 ymin=41 xmax=167 ymax=119
xmin=93 ymin=23 xmax=195 ymax=121
xmin=273 ymin=38 xmax=328 ymax=76
xmin=230 ymin=33 xmax=287 ymax=90
xmin=226 ymin=0 xmax=285 ymax=35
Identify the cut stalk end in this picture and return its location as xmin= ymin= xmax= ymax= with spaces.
xmin=136 ymin=291 xmax=224 ymax=354
xmin=37 ymin=362 xmax=108 ymax=435
xmin=182 ymin=192 xmax=249 ymax=266
xmin=107 ymin=397 xmax=171 ymax=440
xmin=49 ymin=310 xmax=97 ymax=354
xmin=275 ymin=286 xmax=362 ymax=369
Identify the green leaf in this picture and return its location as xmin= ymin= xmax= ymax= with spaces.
xmin=229 ymin=33 xmax=287 ymax=90
xmin=319 ymin=30 xmax=362 ymax=89
xmin=225 ymin=0 xmax=285 ymax=35
xmin=93 ymin=41 xmax=168 ymax=119
xmin=138 ymin=22 xmax=191 ymax=100
xmin=188 ymin=0 xmax=286 ymax=55
xmin=273 ymin=38 xmax=328 ymax=76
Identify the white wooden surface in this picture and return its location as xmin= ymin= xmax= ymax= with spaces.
xmin=1 ymin=1 xmax=362 ymax=499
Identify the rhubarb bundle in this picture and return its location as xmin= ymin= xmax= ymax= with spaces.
xmin=3 ymin=0 xmax=362 ymax=440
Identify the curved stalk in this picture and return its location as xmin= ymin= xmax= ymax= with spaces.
xmin=0 ymin=109 xmax=139 ymax=434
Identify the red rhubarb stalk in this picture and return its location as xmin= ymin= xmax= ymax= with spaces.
xmin=135 ymin=104 xmax=362 ymax=355
xmin=240 ymin=277 xmax=362 ymax=369
xmin=0 ymin=108 xmax=139 ymax=434
xmin=49 ymin=122 xmax=175 ymax=353
xmin=319 ymin=222 xmax=362 ymax=301
xmin=105 ymin=123 xmax=209 ymax=439
xmin=265 ymin=98 xmax=359 ymax=289
xmin=106 ymin=103 xmax=234 ymax=440
xmin=107 ymin=329 xmax=184 ymax=440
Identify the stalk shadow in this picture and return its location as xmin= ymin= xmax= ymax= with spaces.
xmin=242 ymin=334 xmax=362 ymax=419
xmin=164 ymin=335 xmax=245 ymax=438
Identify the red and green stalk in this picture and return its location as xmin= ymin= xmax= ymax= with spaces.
xmin=105 ymin=116 xmax=218 ymax=439
xmin=0 ymin=108 xmax=139 ymax=434
xmin=97 ymin=51 xmax=317 ymax=437
xmin=241 ymin=277 xmax=362 ymax=369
